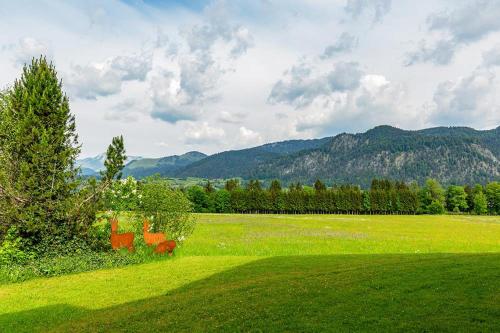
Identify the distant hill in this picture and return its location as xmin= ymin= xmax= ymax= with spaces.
xmin=77 ymin=125 xmax=500 ymax=186
xmin=174 ymin=125 xmax=499 ymax=187
xmin=77 ymin=154 xmax=142 ymax=173
xmin=253 ymin=125 xmax=500 ymax=187
xmin=175 ymin=137 xmax=331 ymax=179
xmin=122 ymin=151 xmax=207 ymax=178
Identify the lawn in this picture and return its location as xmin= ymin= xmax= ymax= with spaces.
xmin=1 ymin=214 xmax=499 ymax=332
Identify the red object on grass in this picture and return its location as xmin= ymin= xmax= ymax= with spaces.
xmin=154 ymin=240 xmax=177 ymax=256
xmin=110 ymin=218 xmax=134 ymax=252
xmin=143 ymin=221 xmax=166 ymax=245
xmin=143 ymin=220 xmax=176 ymax=255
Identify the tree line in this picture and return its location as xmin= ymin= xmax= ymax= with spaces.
xmin=186 ymin=178 xmax=500 ymax=215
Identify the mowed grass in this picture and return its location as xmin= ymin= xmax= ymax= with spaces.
xmin=1 ymin=214 xmax=499 ymax=332
xmin=180 ymin=214 xmax=500 ymax=255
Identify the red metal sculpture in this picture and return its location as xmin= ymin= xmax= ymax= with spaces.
xmin=143 ymin=221 xmax=166 ymax=245
xmin=154 ymin=239 xmax=176 ymax=256
xmin=143 ymin=220 xmax=176 ymax=256
xmin=110 ymin=218 xmax=134 ymax=252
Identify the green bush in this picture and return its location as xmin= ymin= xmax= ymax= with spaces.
xmin=0 ymin=227 xmax=34 ymax=265
xmin=102 ymin=176 xmax=141 ymax=215
xmin=428 ymin=200 xmax=445 ymax=214
xmin=140 ymin=177 xmax=195 ymax=243
xmin=0 ymin=250 xmax=152 ymax=284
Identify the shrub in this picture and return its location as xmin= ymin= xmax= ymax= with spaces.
xmin=428 ymin=200 xmax=445 ymax=214
xmin=0 ymin=226 xmax=34 ymax=265
xmin=102 ymin=176 xmax=141 ymax=216
xmin=140 ymin=177 xmax=195 ymax=243
xmin=473 ymin=191 xmax=488 ymax=215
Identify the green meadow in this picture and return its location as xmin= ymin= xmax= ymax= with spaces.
xmin=1 ymin=214 xmax=499 ymax=332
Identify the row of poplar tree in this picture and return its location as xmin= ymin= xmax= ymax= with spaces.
xmin=186 ymin=178 xmax=500 ymax=215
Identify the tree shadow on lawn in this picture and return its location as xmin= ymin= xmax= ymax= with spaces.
xmin=2 ymin=253 xmax=499 ymax=332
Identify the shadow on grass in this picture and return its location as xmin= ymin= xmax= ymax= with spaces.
xmin=2 ymin=253 xmax=499 ymax=332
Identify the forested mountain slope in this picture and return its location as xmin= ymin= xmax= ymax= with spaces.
xmin=253 ymin=126 xmax=499 ymax=187
xmin=122 ymin=151 xmax=207 ymax=178
xmin=174 ymin=137 xmax=331 ymax=179
xmin=80 ymin=125 xmax=499 ymax=186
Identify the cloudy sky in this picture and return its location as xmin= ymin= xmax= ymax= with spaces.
xmin=1 ymin=0 xmax=499 ymax=158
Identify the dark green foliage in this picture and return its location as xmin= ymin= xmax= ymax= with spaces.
xmin=187 ymin=178 xmax=499 ymax=215
xmin=420 ymin=179 xmax=446 ymax=214
xmin=139 ymin=177 xmax=194 ymax=241
xmin=314 ymin=179 xmax=326 ymax=192
xmin=485 ymin=181 xmax=500 ymax=214
xmin=464 ymin=185 xmax=474 ymax=213
xmin=225 ymin=179 xmax=240 ymax=192
xmin=214 ymin=190 xmax=231 ymax=213
xmin=204 ymin=180 xmax=215 ymax=193
xmin=269 ymin=179 xmax=282 ymax=193
xmin=0 ymin=57 xmax=85 ymax=245
xmin=187 ymin=186 xmax=211 ymax=212
xmin=446 ymin=185 xmax=468 ymax=212
xmin=101 ymin=135 xmax=126 ymax=182
xmin=473 ymin=189 xmax=488 ymax=215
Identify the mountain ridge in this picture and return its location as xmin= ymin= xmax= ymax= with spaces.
xmin=77 ymin=125 xmax=500 ymax=186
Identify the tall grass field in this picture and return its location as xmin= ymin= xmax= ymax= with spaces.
xmin=1 ymin=214 xmax=499 ymax=332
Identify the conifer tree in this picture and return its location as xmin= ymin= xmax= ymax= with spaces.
xmin=101 ymin=135 xmax=126 ymax=182
xmin=0 ymin=57 xmax=80 ymax=242
xmin=314 ymin=179 xmax=326 ymax=192
xmin=225 ymin=179 xmax=240 ymax=192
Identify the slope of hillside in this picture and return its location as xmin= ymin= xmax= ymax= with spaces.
xmin=175 ymin=137 xmax=331 ymax=179
xmin=77 ymin=125 xmax=499 ymax=185
xmin=122 ymin=151 xmax=207 ymax=178
xmin=77 ymin=154 xmax=142 ymax=172
xmin=254 ymin=126 xmax=500 ymax=186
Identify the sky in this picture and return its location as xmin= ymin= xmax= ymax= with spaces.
xmin=0 ymin=0 xmax=499 ymax=158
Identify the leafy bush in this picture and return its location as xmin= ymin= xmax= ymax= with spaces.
xmin=428 ymin=200 xmax=445 ymax=214
xmin=0 ymin=227 xmax=34 ymax=265
xmin=0 ymin=249 xmax=158 ymax=284
xmin=103 ymin=176 xmax=141 ymax=216
xmin=140 ymin=177 xmax=195 ymax=243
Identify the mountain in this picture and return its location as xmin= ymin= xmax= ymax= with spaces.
xmin=122 ymin=151 xmax=207 ymax=178
xmin=77 ymin=125 xmax=500 ymax=186
xmin=253 ymin=125 xmax=500 ymax=187
xmin=173 ymin=125 xmax=499 ymax=187
xmin=77 ymin=154 xmax=142 ymax=173
xmin=175 ymin=137 xmax=331 ymax=179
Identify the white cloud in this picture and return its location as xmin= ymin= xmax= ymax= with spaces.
xmin=295 ymin=73 xmax=411 ymax=135
xmin=150 ymin=68 xmax=204 ymax=123
xmin=150 ymin=2 xmax=253 ymax=124
xmin=67 ymin=52 xmax=152 ymax=99
xmin=104 ymin=98 xmax=148 ymax=123
xmin=218 ymin=111 xmax=246 ymax=124
xmin=184 ymin=122 xmax=226 ymax=145
xmin=322 ymin=32 xmax=358 ymax=59
xmin=406 ymin=0 xmax=500 ymax=66
xmin=344 ymin=0 xmax=392 ymax=24
xmin=10 ymin=37 xmax=52 ymax=66
xmin=268 ymin=61 xmax=363 ymax=108
xmin=404 ymin=39 xmax=456 ymax=66
xmin=482 ymin=44 xmax=500 ymax=67
xmin=238 ymin=126 xmax=262 ymax=145
xmin=429 ymin=69 xmax=499 ymax=127
xmin=0 ymin=0 xmax=498 ymax=159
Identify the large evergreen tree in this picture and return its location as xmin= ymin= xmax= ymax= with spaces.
xmin=0 ymin=57 xmax=81 ymax=243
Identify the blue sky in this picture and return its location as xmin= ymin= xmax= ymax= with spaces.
xmin=0 ymin=0 xmax=499 ymax=158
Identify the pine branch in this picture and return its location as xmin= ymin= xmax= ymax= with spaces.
xmin=0 ymin=184 xmax=26 ymax=204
